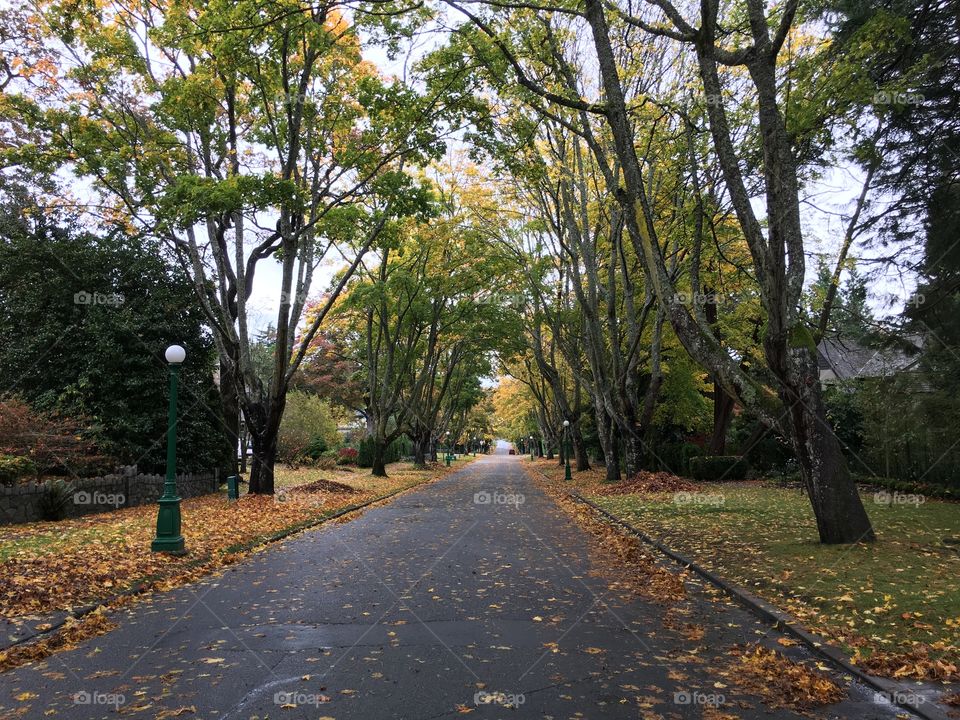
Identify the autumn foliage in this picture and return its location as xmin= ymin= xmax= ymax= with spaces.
xmin=0 ymin=398 xmax=108 ymax=482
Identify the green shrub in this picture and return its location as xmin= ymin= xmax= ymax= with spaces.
xmin=853 ymin=474 xmax=960 ymax=501
xmin=689 ymin=455 xmax=748 ymax=481
xmin=356 ymin=436 xmax=412 ymax=468
xmin=277 ymin=392 xmax=340 ymax=465
xmin=38 ymin=479 xmax=74 ymax=521
xmin=0 ymin=454 xmax=36 ymax=485
xmin=303 ymin=436 xmax=329 ymax=461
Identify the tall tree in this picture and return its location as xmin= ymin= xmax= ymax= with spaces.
xmin=433 ymin=0 xmax=879 ymax=542
xmin=3 ymin=0 xmax=445 ymax=492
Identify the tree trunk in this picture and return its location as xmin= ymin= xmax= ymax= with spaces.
xmin=573 ymin=429 xmax=590 ymax=471
xmin=246 ymin=392 xmax=285 ymax=495
xmin=623 ymin=431 xmax=645 ymax=478
xmin=371 ymin=438 xmax=388 ymax=478
xmin=219 ymin=356 xmax=240 ymax=478
xmin=410 ymin=432 xmax=430 ymax=468
xmin=248 ymin=430 xmax=277 ymax=495
xmin=413 ymin=434 xmax=427 ymax=468
xmin=709 ymin=383 xmax=735 ymax=455
xmin=785 ymin=348 xmax=875 ymax=543
xmin=596 ymin=408 xmax=620 ymax=483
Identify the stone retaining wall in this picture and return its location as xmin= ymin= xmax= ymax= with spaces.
xmin=0 ymin=466 xmax=219 ymax=525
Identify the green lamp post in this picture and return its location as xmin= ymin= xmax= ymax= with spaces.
xmin=151 ymin=344 xmax=186 ymax=554
xmin=563 ymin=419 xmax=572 ymax=481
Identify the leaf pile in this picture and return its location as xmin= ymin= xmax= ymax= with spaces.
xmin=722 ymin=644 xmax=845 ymax=710
xmin=0 ymin=608 xmax=116 ymax=672
xmin=286 ymin=477 xmax=361 ymax=495
xmin=595 ymin=471 xmax=696 ymax=496
xmin=854 ymin=644 xmax=959 ymax=681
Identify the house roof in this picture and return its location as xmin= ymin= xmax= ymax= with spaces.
xmin=817 ymin=335 xmax=922 ymax=381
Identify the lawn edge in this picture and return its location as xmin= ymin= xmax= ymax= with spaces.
xmin=0 ymin=456 xmax=479 ymax=661
xmin=564 ymin=487 xmax=948 ymax=720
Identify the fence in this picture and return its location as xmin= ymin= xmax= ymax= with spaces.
xmin=0 ymin=465 xmax=219 ymax=525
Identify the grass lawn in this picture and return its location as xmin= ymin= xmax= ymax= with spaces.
xmin=0 ymin=457 xmax=474 ymax=623
xmin=529 ymin=458 xmax=960 ymax=680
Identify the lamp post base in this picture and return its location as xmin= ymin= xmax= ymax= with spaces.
xmin=151 ymin=496 xmax=185 ymax=554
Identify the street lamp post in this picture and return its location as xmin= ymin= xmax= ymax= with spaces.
xmin=562 ymin=420 xmax=572 ymax=481
xmin=529 ymin=435 xmax=534 ymax=461
xmin=152 ymin=345 xmax=186 ymax=554
xmin=445 ymin=431 xmax=451 ymax=466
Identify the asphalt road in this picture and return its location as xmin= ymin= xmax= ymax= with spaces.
xmin=0 ymin=453 xmax=909 ymax=719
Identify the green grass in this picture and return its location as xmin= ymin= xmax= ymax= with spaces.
xmin=590 ymin=482 xmax=960 ymax=657
xmin=0 ymin=523 xmax=130 ymax=562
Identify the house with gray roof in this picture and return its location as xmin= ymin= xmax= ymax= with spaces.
xmin=817 ymin=335 xmax=923 ymax=384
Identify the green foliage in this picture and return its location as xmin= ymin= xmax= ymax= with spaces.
xmin=157 ymin=174 xmax=300 ymax=231
xmin=0 ymin=195 xmax=229 ymax=474
xmin=689 ymin=456 xmax=749 ymax=482
xmin=277 ymin=392 xmax=340 ymax=466
xmin=303 ymin=437 xmax=330 ymax=461
xmin=355 ymin=436 xmax=411 ymax=468
xmin=38 ymin=479 xmax=74 ymax=521
xmin=0 ymin=454 xmax=36 ymax=486
xmin=650 ymin=442 xmax=703 ymax=476
xmin=823 ymin=383 xmax=866 ymax=456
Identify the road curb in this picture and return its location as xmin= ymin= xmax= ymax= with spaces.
xmin=564 ymin=490 xmax=949 ymax=720
xmin=1 ymin=463 xmax=468 ymax=658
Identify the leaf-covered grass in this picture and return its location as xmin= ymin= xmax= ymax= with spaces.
xmin=531 ymin=458 xmax=960 ymax=678
xmin=0 ymin=459 xmax=473 ymax=622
